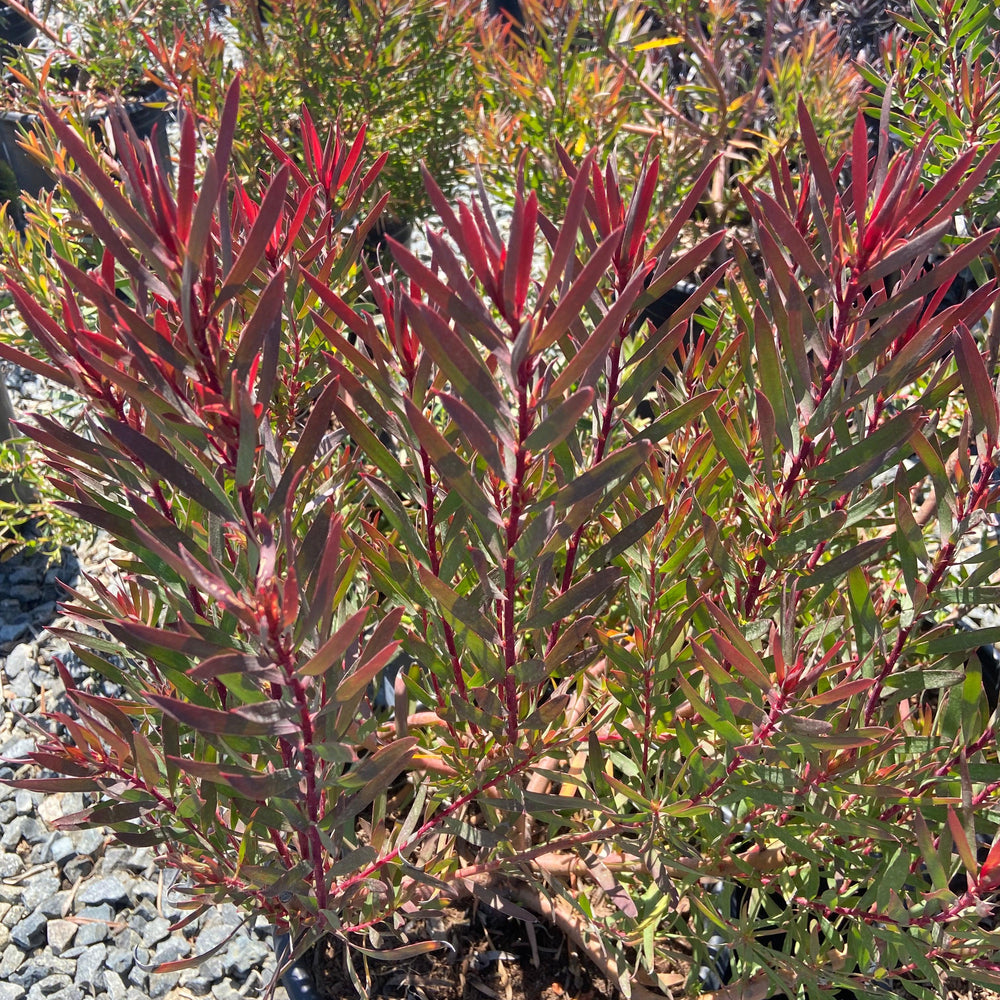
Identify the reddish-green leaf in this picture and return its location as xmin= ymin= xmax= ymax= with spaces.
xmin=298 ymin=607 xmax=370 ymax=678
xmin=524 ymin=387 xmax=594 ymax=453
xmin=532 ymin=227 xmax=623 ymax=354
xmin=952 ymin=324 xmax=999 ymax=447
xmin=439 ymin=390 xmax=505 ymax=478
xmin=167 ymin=758 xmax=300 ymax=799
xmin=145 ymin=693 xmax=299 ymax=737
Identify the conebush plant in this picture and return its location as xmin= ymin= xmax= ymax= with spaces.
xmin=2 ymin=22 xmax=1000 ymax=1000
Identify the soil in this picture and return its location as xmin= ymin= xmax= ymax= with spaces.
xmin=302 ymin=902 xmax=1000 ymax=1000
xmin=309 ymin=902 xmax=615 ymax=1000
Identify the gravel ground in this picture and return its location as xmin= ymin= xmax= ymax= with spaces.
xmin=0 ymin=365 xmax=292 ymax=1000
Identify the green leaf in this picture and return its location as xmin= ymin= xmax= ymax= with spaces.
xmin=703 ymin=405 xmax=753 ymax=484
xmin=103 ymin=420 xmax=236 ymax=520
xmin=403 ymin=397 xmax=503 ymax=536
xmin=807 ymin=409 xmax=925 ymax=498
xmin=417 ymin=566 xmax=499 ymax=643
xmin=634 ymin=391 xmax=718 ymax=444
xmin=167 ymin=758 xmax=300 ymax=799
xmin=402 ymin=298 xmax=510 ymax=424
xmin=525 ymin=388 xmax=594 ymax=453
xmin=548 ymin=263 xmax=653 ymax=402
xmin=335 ymin=639 xmax=403 ymax=703
xmin=544 ymin=441 xmax=653 ymax=512
xmin=847 ymin=565 xmax=882 ymax=660
xmin=439 ymin=390 xmax=505 ymax=478
xmin=524 ymin=567 xmax=623 ymax=629
xmin=532 ymin=227 xmax=622 ymax=353
xmin=350 ymin=941 xmax=454 ymax=962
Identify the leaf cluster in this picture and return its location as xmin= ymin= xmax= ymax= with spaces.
xmin=1 ymin=5 xmax=1000 ymax=999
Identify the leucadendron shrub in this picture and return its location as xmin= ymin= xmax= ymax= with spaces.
xmin=3 ymin=79 xmax=1000 ymax=999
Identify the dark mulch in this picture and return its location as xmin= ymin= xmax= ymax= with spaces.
xmin=307 ymin=902 xmax=615 ymax=1000
xmin=300 ymin=908 xmax=1000 ymax=1000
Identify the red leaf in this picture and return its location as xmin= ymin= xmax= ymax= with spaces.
xmin=537 ymin=149 xmax=596 ymax=305
xmin=2 ymin=777 xmax=103 ymax=792
xmin=622 ymin=150 xmax=659 ymax=266
xmin=797 ymin=98 xmax=838 ymax=211
xmin=852 ymin=111 xmax=869 ymax=250
xmin=223 ymin=166 xmax=289 ymax=290
xmin=979 ymin=835 xmax=1000 ymax=888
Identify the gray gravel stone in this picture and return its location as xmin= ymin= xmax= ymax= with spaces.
xmin=95 ymin=971 xmax=126 ymax=1000
xmin=74 ymin=903 xmax=112 ymax=946
xmin=13 ymin=791 xmax=32 ymax=819
xmin=76 ymin=903 xmax=114 ymax=924
xmin=130 ymin=896 xmax=158 ymax=923
xmin=195 ymin=921 xmax=237 ymax=953
xmin=76 ymin=876 xmax=129 ymax=909
xmin=2 ymin=904 xmax=27 ymax=928
xmin=223 ymin=934 xmax=270 ymax=977
xmin=74 ymin=943 xmax=107 ymax=992
xmin=141 ymin=916 xmax=171 ymax=948
xmin=61 ymin=857 xmax=94 ymax=884
xmin=104 ymin=945 xmax=133 ymax=975
xmin=11 ymin=960 xmax=54 ymax=990
xmin=0 ymin=943 xmax=26 ymax=979
xmin=47 ymin=836 xmax=77 ymax=866
xmin=9 ymin=672 xmax=36 ymax=700
xmin=0 ymin=736 xmax=33 ymax=760
xmin=71 ymin=829 xmax=105 ymax=857
xmin=12 ymin=957 xmax=76 ymax=988
xmin=3 ymin=817 xmax=44 ymax=849
xmin=4 ymin=644 xmax=32 ymax=677
xmin=38 ymin=890 xmax=74 ymax=920
xmin=22 ymin=818 xmax=47 ymax=845
xmin=210 ymin=985 xmax=243 ymax=1000
xmin=177 ymin=975 xmax=213 ymax=996
xmin=21 ymin=873 xmax=60 ymax=911
xmin=100 ymin=848 xmax=152 ymax=876
xmin=125 ymin=966 xmax=147 ymax=994
xmin=26 ymin=976 xmax=73 ymax=999
xmin=0 ymin=623 xmax=32 ymax=645
xmin=0 ymin=853 xmax=23 ymax=877
xmin=148 ymin=972 xmax=180 ymax=1000
xmin=10 ymin=912 xmax=46 ymax=950
xmin=74 ymin=922 xmax=107 ymax=947
xmin=0 ymin=817 xmax=25 ymax=851
xmin=39 ymin=989 xmax=83 ymax=1000
xmin=0 ymin=983 xmax=26 ymax=1000
xmin=46 ymin=919 xmax=77 ymax=955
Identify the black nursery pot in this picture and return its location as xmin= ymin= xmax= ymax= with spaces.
xmin=274 ymin=932 xmax=320 ymax=1000
xmin=0 ymin=111 xmax=51 ymax=192
xmin=0 ymin=85 xmax=174 ymax=231
xmin=88 ymin=84 xmax=173 ymax=171
xmin=0 ymin=4 xmax=36 ymax=55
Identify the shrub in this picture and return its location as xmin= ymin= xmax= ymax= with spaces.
xmin=3 ymin=69 xmax=1000 ymax=1000
xmin=471 ymin=0 xmax=866 ymax=235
